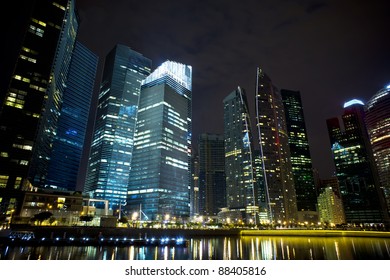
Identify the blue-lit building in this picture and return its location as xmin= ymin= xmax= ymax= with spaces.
xmin=223 ymin=86 xmax=258 ymax=222
xmin=0 ymin=0 xmax=78 ymax=215
xmin=85 ymin=44 xmax=151 ymax=210
xmin=327 ymin=99 xmax=388 ymax=224
xmin=127 ymin=61 xmax=192 ymax=220
xmin=44 ymin=41 xmax=98 ymax=191
xmin=28 ymin=0 xmax=79 ymax=188
xmin=255 ymin=68 xmax=298 ymax=224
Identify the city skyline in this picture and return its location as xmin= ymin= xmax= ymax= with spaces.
xmin=75 ymin=0 xmax=390 ymax=179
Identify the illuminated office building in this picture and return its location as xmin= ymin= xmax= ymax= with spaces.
xmin=317 ymin=187 xmax=345 ymax=225
xmin=127 ymin=61 xmax=192 ymax=220
xmin=44 ymin=41 xmax=98 ymax=191
xmin=85 ymin=44 xmax=151 ymax=210
xmin=223 ymin=87 xmax=258 ymax=222
xmin=198 ymin=133 xmax=226 ymax=216
xmin=0 ymin=0 xmax=78 ymax=213
xmin=281 ymin=89 xmax=317 ymax=213
xmin=327 ymin=99 xmax=388 ymax=224
xmin=365 ymin=85 xmax=390 ymax=215
xmin=255 ymin=68 xmax=298 ymax=224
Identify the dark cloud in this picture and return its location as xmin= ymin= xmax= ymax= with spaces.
xmin=76 ymin=0 xmax=390 ymax=178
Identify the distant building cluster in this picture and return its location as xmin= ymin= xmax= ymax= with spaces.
xmin=1 ymin=0 xmax=389 ymax=228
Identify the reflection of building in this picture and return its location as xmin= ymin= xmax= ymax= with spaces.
xmin=127 ymin=61 xmax=192 ymax=220
xmin=317 ymin=187 xmax=345 ymax=225
xmin=255 ymin=68 xmax=297 ymax=223
xmin=85 ymin=44 xmax=152 ymax=210
xmin=223 ymin=87 xmax=258 ymax=222
xmin=365 ymin=85 xmax=390 ymax=216
xmin=198 ymin=133 xmax=226 ymax=216
xmin=281 ymin=89 xmax=317 ymax=214
xmin=0 ymin=0 xmax=78 ymax=215
xmin=327 ymin=99 xmax=388 ymax=224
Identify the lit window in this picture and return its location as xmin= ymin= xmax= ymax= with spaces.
xmin=0 ymin=175 xmax=9 ymax=188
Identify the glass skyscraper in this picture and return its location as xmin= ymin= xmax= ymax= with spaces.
xmin=198 ymin=133 xmax=226 ymax=216
xmin=255 ymin=68 xmax=298 ymax=224
xmin=127 ymin=61 xmax=192 ymax=220
xmin=44 ymin=41 xmax=98 ymax=191
xmin=365 ymin=85 xmax=390 ymax=217
xmin=28 ymin=0 xmax=79 ymax=187
xmin=85 ymin=44 xmax=152 ymax=210
xmin=327 ymin=99 xmax=388 ymax=224
xmin=0 ymin=0 xmax=77 ymax=214
xmin=223 ymin=86 xmax=258 ymax=222
xmin=281 ymin=89 xmax=317 ymax=213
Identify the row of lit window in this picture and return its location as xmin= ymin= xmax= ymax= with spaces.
xmin=0 ymin=175 xmax=22 ymax=189
xmin=29 ymin=24 xmax=45 ymax=37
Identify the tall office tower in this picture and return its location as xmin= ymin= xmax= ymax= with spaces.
xmin=85 ymin=44 xmax=151 ymax=210
xmin=255 ymin=68 xmax=298 ymax=224
xmin=327 ymin=99 xmax=388 ymax=224
xmin=281 ymin=89 xmax=317 ymax=213
xmin=127 ymin=61 xmax=192 ymax=220
xmin=223 ymin=86 xmax=258 ymax=222
xmin=365 ymin=85 xmax=390 ymax=216
xmin=28 ymin=0 xmax=79 ymax=188
xmin=44 ymin=41 xmax=98 ymax=191
xmin=198 ymin=133 xmax=226 ymax=216
xmin=190 ymin=153 xmax=200 ymax=217
xmin=0 ymin=0 xmax=77 ymax=213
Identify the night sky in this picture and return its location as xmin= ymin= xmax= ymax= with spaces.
xmin=75 ymin=0 xmax=390 ymax=179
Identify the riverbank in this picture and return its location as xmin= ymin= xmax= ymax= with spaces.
xmin=240 ymin=229 xmax=390 ymax=238
xmin=0 ymin=225 xmax=390 ymax=241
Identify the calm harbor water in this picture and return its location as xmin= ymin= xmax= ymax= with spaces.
xmin=1 ymin=236 xmax=390 ymax=260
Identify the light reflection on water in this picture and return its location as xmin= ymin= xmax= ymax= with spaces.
xmin=1 ymin=236 xmax=390 ymax=260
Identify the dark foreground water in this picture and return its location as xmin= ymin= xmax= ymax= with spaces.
xmin=1 ymin=236 xmax=390 ymax=260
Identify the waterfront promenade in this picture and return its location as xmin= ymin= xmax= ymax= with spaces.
xmin=3 ymin=225 xmax=390 ymax=241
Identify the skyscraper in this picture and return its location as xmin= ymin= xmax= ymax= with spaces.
xmin=127 ymin=61 xmax=192 ymax=220
xmin=85 ymin=44 xmax=151 ymax=210
xmin=327 ymin=99 xmax=388 ymax=224
xmin=28 ymin=0 xmax=79 ymax=188
xmin=365 ymin=85 xmax=390 ymax=216
xmin=44 ymin=41 xmax=98 ymax=191
xmin=198 ymin=133 xmax=226 ymax=216
xmin=0 ymin=0 xmax=77 ymax=213
xmin=255 ymin=68 xmax=298 ymax=224
xmin=281 ymin=89 xmax=317 ymax=214
xmin=223 ymin=86 xmax=258 ymax=222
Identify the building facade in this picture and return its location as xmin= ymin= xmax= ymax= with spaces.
xmin=0 ymin=0 xmax=77 ymax=215
xmin=255 ymin=68 xmax=298 ymax=224
xmin=28 ymin=0 xmax=79 ymax=188
xmin=223 ymin=86 xmax=258 ymax=222
xmin=327 ymin=99 xmax=388 ymax=224
xmin=365 ymin=85 xmax=390 ymax=217
xmin=44 ymin=41 xmax=98 ymax=191
xmin=127 ymin=61 xmax=192 ymax=220
xmin=317 ymin=187 xmax=346 ymax=225
xmin=190 ymin=153 xmax=200 ymax=217
xmin=281 ymin=89 xmax=317 ymax=214
xmin=85 ymin=44 xmax=152 ymax=210
xmin=198 ymin=133 xmax=226 ymax=216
